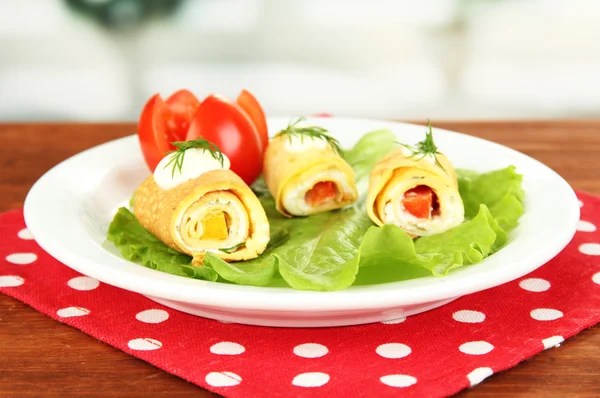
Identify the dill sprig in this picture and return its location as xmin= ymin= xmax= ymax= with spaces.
xmin=219 ymin=241 xmax=246 ymax=254
xmin=163 ymin=139 xmax=225 ymax=178
xmin=276 ymin=117 xmax=343 ymax=155
xmin=398 ymin=120 xmax=446 ymax=172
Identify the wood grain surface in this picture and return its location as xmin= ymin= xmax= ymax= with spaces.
xmin=1 ymin=121 xmax=599 ymax=397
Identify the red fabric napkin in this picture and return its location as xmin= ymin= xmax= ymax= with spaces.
xmin=1 ymin=192 xmax=599 ymax=398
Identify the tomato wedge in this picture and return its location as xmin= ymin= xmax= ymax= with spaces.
xmin=165 ymin=89 xmax=200 ymax=141
xmin=138 ymin=94 xmax=170 ymax=171
xmin=236 ymin=89 xmax=269 ymax=150
xmin=402 ymin=186 xmax=434 ymax=219
xmin=137 ymin=90 xmax=202 ymax=171
xmin=305 ymin=181 xmax=337 ymax=206
xmin=186 ymin=94 xmax=263 ymax=185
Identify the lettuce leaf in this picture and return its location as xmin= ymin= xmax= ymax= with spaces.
xmin=354 ymin=167 xmax=524 ymax=283
xmin=204 ymin=129 xmax=399 ymax=290
xmin=106 ymin=129 xmax=525 ymax=291
xmin=107 ymin=207 xmax=218 ymax=281
xmin=270 ymin=129 xmax=399 ymax=290
xmin=203 ymin=228 xmax=287 ymax=286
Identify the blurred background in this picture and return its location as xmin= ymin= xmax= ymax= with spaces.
xmin=1 ymin=0 xmax=599 ymax=122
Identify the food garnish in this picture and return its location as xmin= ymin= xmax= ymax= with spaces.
xmin=397 ymin=120 xmax=446 ymax=172
xmin=137 ymin=89 xmax=268 ymax=186
xmin=219 ymin=242 xmax=246 ymax=254
xmin=163 ymin=139 xmax=225 ymax=178
xmin=276 ymin=117 xmax=343 ymax=155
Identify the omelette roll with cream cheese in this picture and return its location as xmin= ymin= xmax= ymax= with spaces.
xmin=366 ymin=144 xmax=464 ymax=237
xmin=134 ymin=169 xmax=270 ymax=264
xmin=263 ymin=121 xmax=358 ymax=217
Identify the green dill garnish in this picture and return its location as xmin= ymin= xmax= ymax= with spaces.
xmin=163 ymin=139 xmax=225 ymax=178
xmin=219 ymin=242 xmax=246 ymax=254
xmin=276 ymin=117 xmax=343 ymax=155
xmin=397 ymin=120 xmax=446 ymax=172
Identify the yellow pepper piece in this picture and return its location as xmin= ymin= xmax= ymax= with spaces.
xmin=201 ymin=211 xmax=229 ymax=240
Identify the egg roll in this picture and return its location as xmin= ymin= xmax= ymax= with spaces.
xmin=263 ymin=133 xmax=358 ymax=217
xmin=366 ymin=147 xmax=464 ymax=237
xmin=134 ymin=169 xmax=269 ymax=264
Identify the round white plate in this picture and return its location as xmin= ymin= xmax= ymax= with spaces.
xmin=24 ymin=117 xmax=579 ymax=327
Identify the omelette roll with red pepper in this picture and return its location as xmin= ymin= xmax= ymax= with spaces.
xmin=263 ymin=118 xmax=359 ymax=217
xmin=366 ymin=126 xmax=464 ymax=237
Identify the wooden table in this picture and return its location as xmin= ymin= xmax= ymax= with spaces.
xmin=1 ymin=121 xmax=599 ymax=397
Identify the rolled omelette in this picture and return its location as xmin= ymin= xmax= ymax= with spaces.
xmin=263 ymin=134 xmax=358 ymax=217
xmin=134 ymin=169 xmax=270 ymax=264
xmin=366 ymin=147 xmax=464 ymax=237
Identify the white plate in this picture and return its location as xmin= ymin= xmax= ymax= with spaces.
xmin=24 ymin=117 xmax=579 ymax=327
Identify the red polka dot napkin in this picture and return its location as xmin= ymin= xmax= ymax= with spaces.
xmin=1 ymin=192 xmax=599 ymax=398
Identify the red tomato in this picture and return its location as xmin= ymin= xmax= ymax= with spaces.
xmin=402 ymin=186 xmax=434 ymax=219
xmin=236 ymin=89 xmax=269 ymax=150
xmin=138 ymin=94 xmax=170 ymax=171
xmin=305 ymin=181 xmax=337 ymax=206
xmin=137 ymin=90 xmax=202 ymax=171
xmin=186 ymin=94 xmax=263 ymax=185
xmin=165 ymin=89 xmax=200 ymax=141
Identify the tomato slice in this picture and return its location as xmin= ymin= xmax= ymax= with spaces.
xmin=138 ymin=94 xmax=171 ymax=171
xmin=166 ymin=89 xmax=200 ymax=141
xmin=402 ymin=186 xmax=434 ymax=219
xmin=236 ymin=89 xmax=268 ymax=151
xmin=305 ymin=181 xmax=337 ymax=206
xmin=137 ymin=90 xmax=202 ymax=171
xmin=186 ymin=94 xmax=263 ymax=185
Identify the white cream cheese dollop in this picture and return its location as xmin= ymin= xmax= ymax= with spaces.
xmin=154 ymin=148 xmax=231 ymax=190
xmin=283 ymin=134 xmax=329 ymax=152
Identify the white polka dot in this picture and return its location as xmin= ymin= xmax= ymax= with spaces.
xmin=292 ymin=372 xmax=330 ymax=388
xmin=127 ymin=338 xmax=162 ymax=351
xmin=381 ymin=316 xmax=406 ymax=324
xmin=577 ymin=221 xmax=597 ymax=232
xmin=17 ymin=228 xmax=34 ymax=240
xmin=210 ymin=342 xmax=245 ymax=355
xmin=67 ymin=276 xmax=99 ymax=291
xmin=452 ymin=310 xmax=486 ymax=323
xmin=205 ymin=371 xmax=242 ymax=387
xmin=519 ymin=278 xmax=551 ymax=292
xmin=467 ymin=367 xmax=493 ymax=386
xmin=380 ymin=374 xmax=418 ymax=387
xmin=459 ymin=341 xmax=494 ymax=355
xmin=531 ymin=308 xmax=563 ymax=321
xmin=293 ymin=343 xmax=328 ymax=358
xmin=579 ymin=243 xmax=600 ymax=256
xmin=376 ymin=343 xmax=412 ymax=359
xmin=579 ymin=199 xmax=584 ymax=207
xmin=0 ymin=275 xmax=24 ymax=287
xmin=57 ymin=307 xmax=90 ymax=318
xmin=136 ymin=309 xmax=169 ymax=324
xmin=5 ymin=253 xmax=37 ymax=265
xmin=542 ymin=335 xmax=564 ymax=349
xmin=593 ymin=272 xmax=600 ymax=285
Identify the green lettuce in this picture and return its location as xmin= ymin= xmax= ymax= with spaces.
xmin=203 ymin=129 xmax=399 ymax=291
xmin=106 ymin=130 xmax=525 ymax=291
xmin=354 ymin=167 xmax=524 ymax=284
xmin=203 ymin=228 xmax=288 ymax=286
xmin=107 ymin=207 xmax=218 ymax=281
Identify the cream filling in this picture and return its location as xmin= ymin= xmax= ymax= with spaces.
xmin=382 ymin=185 xmax=464 ymax=236
xmin=283 ymin=134 xmax=329 ymax=152
xmin=281 ymin=170 xmax=354 ymax=216
xmin=154 ymin=148 xmax=231 ymax=190
xmin=175 ymin=191 xmax=249 ymax=253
